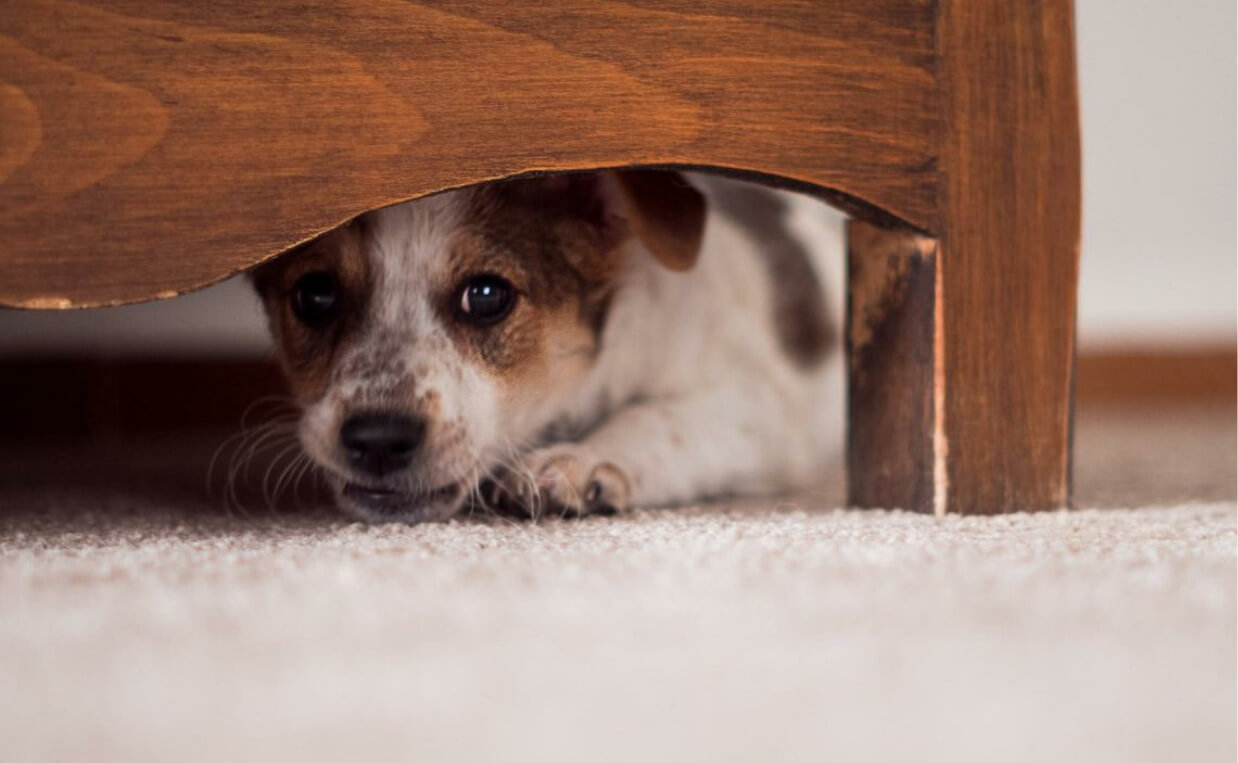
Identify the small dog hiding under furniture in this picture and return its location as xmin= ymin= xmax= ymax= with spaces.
xmin=253 ymin=171 xmax=842 ymax=523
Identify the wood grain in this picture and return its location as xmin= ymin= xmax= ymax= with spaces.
xmin=0 ymin=0 xmax=936 ymax=307
xmin=935 ymin=0 xmax=1082 ymax=513
xmin=846 ymin=221 xmax=941 ymax=513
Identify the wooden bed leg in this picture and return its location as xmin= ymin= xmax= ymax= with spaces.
xmin=846 ymin=210 xmax=1076 ymax=515
xmin=846 ymin=222 xmax=943 ymax=513
xmin=848 ymin=0 xmax=1081 ymax=515
xmin=931 ymin=0 xmax=1081 ymax=514
xmin=846 ymin=204 xmax=1079 ymax=516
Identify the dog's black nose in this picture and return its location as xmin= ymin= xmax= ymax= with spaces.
xmin=339 ymin=411 xmax=425 ymax=477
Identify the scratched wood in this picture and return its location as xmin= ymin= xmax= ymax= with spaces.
xmin=0 ymin=0 xmax=936 ymax=307
xmin=844 ymin=0 xmax=1080 ymax=515
xmin=846 ymin=221 xmax=941 ymax=513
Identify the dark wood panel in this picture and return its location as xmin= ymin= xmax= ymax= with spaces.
xmin=0 ymin=0 xmax=936 ymax=308
xmin=936 ymin=0 xmax=1082 ymax=513
xmin=846 ymin=221 xmax=941 ymax=513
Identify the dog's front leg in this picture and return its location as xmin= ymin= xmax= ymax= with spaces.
xmin=491 ymin=383 xmax=817 ymax=518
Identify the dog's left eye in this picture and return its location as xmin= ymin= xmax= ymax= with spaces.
xmin=458 ymin=275 xmax=515 ymax=326
xmin=291 ymin=271 xmax=338 ymax=326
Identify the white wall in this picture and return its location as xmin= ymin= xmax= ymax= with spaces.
xmin=1 ymin=0 xmax=1233 ymax=356
xmin=0 ymin=276 xmax=273 ymax=357
xmin=1075 ymin=0 xmax=1235 ymax=348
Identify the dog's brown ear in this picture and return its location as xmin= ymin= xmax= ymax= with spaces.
xmin=609 ymin=170 xmax=707 ymax=272
xmin=494 ymin=169 xmax=706 ymax=270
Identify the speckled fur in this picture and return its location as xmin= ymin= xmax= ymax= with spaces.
xmin=255 ymin=172 xmax=842 ymax=522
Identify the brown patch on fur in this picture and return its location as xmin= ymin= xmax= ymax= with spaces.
xmin=250 ymin=221 xmax=372 ymax=403
xmin=254 ymin=171 xmax=704 ymax=409
xmin=611 ymin=170 xmax=707 ymax=272
xmin=711 ymin=184 xmax=833 ymax=369
xmin=433 ymin=178 xmax=630 ymax=382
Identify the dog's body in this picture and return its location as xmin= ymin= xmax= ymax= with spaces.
xmin=255 ymin=171 xmax=842 ymax=523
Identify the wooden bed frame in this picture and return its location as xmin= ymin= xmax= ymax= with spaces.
xmin=0 ymin=0 xmax=1081 ymax=515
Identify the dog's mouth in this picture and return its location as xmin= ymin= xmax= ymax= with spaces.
xmin=341 ymin=481 xmax=461 ymax=518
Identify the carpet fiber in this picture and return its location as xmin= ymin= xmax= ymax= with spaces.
xmin=1 ymin=404 xmax=1234 ymax=763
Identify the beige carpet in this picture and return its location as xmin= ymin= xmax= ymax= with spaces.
xmin=1 ymin=403 xmax=1234 ymax=763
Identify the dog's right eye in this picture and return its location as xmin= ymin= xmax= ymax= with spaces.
xmin=458 ymin=275 xmax=516 ymax=326
xmin=291 ymin=271 xmax=338 ymax=326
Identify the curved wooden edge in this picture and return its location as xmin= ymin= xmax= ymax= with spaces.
xmin=1 ymin=0 xmax=937 ymax=309
xmin=2 ymin=163 xmax=928 ymax=311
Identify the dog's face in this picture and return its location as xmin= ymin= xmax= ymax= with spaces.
xmin=253 ymin=171 xmax=705 ymax=522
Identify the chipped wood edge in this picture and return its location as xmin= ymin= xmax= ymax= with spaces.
xmin=931 ymin=236 xmax=947 ymax=517
xmin=846 ymin=220 xmax=942 ymax=514
xmin=2 ymin=164 xmax=931 ymax=311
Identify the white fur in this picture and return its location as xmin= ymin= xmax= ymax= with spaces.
xmin=295 ymin=175 xmax=843 ymax=520
xmin=299 ymin=195 xmax=502 ymax=506
xmin=523 ymin=179 xmax=844 ymax=507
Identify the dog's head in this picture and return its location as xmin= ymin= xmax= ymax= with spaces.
xmin=252 ymin=170 xmax=706 ymax=522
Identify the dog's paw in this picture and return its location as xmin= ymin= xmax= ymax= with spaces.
xmin=486 ymin=445 xmax=631 ymax=519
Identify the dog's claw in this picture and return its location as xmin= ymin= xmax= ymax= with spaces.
xmin=485 ymin=446 xmax=631 ymax=520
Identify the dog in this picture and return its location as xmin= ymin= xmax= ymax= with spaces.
xmin=253 ymin=170 xmax=842 ymax=523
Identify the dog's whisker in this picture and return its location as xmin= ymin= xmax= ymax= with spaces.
xmin=286 ymin=453 xmax=315 ymax=508
xmin=238 ymin=426 xmax=297 ymax=484
xmin=216 ymin=424 xmax=281 ymax=518
xmin=239 ymin=395 xmax=299 ymax=430
xmin=207 ymin=427 xmax=252 ymax=506
xmin=269 ymin=450 xmax=300 ymax=507
xmin=288 ymin=452 xmax=317 ymax=511
xmin=224 ymin=427 xmax=274 ymax=500
xmin=262 ymin=442 xmax=302 ymax=512
xmin=287 ymin=455 xmax=326 ymax=512
xmin=217 ymin=419 xmax=299 ymax=518
xmin=272 ymin=450 xmax=311 ymax=510
xmin=249 ymin=439 xmax=300 ymax=511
